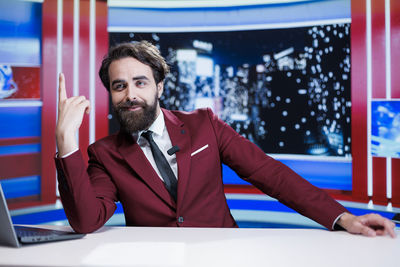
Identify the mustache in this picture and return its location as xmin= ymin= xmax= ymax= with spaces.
xmin=116 ymin=99 xmax=146 ymax=109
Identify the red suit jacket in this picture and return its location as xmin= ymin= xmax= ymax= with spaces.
xmin=55 ymin=108 xmax=347 ymax=233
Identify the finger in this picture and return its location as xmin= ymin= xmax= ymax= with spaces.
xmin=377 ymin=227 xmax=396 ymax=238
xmin=76 ymin=99 xmax=91 ymax=115
xmin=360 ymin=213 xmax=386 ymax=226
xmin=375 ymin=229 xmax=385 ymax=235
xmin=84 ymin=100 xmax=91 ymax=114
xmin=359 ymin=225 xmax=376 ymax=237
xmin=75 ymin=97 xmax=91 ymax=114
xmin=58 ymin=73 xmax=67 ymax=101
xmin=361 ymin=214 xmax=396 ymax=238
xmin=383 ymin=220 xmax=396 ymax=238
xmin=68 ymin=95 xmax=87 ymax=105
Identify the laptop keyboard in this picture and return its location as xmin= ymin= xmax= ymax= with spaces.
xmin=15 ymin=226 xmax=62 ymax=238
xmin=13 ymin=225 xmax=84 ymax=243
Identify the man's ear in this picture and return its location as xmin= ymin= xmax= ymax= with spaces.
xmin=157 ymin=81 xmax=164 ymax=99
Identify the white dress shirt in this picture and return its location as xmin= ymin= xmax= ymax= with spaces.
xmin=136 ymin=110 xmax=179 ymax=181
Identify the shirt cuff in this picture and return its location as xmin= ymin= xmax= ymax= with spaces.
xmin=57 ymin=148 xmax=79 ymax=158
xmin=332 ymin=212 xmax=347 ymax=230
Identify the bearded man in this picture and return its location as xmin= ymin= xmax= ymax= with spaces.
xmin=55 ymin=41 xmax=395 ymax=237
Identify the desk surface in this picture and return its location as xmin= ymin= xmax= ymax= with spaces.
xmin=0 ymin=226 xmax=398 ymax=267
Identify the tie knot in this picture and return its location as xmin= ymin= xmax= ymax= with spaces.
xmin=141 ymin=131 xmax=154 ymax=142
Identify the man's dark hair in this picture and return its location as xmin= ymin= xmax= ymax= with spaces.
xmin=99 ymin=41 xmax=170 ymax=91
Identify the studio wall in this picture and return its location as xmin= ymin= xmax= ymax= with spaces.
xmin=1 ymin=0 xmax=399 ymax=214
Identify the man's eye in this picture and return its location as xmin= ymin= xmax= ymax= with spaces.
xmin=136 ymin=81 xmax=146 ymax=87
xmin=113 ymin=84 xmax=126 ymax=91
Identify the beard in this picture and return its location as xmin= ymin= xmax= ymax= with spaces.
xmin=113 ymin=95 xmax=159 ymax=134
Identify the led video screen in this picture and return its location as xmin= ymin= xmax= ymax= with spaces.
xmin=109 ymin=23 xmax=351 ymax=157
xmin=371 ymin=100 xmax=400 ymax=158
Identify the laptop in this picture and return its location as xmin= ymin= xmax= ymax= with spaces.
xmin=0 ymin=184 xmax=85 ymax=247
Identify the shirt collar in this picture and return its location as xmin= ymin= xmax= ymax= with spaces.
xmin=147 ymin=109 xmax=165 ymax=137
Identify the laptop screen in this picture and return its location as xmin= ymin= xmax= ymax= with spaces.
xmin=0 ymin=184 xmax=21 ymax=247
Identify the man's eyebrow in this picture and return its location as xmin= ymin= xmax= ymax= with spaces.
xmin=132 ymin=75 xmax=149 ymax=81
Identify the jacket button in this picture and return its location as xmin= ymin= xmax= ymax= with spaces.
xmin=178 ymin=216 xmax=184 ymax=223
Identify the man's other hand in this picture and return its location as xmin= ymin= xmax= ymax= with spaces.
xmin=337 ymin=212 xmax=396 ymax=238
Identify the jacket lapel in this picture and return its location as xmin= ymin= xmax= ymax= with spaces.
xmin=117 ymin=131 xmax=176 ymax=209
xmin=163 ymin=109 xmax=191 ymax=207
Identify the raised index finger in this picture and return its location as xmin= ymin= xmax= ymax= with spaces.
xmin=58 ymin=73 xmax=67 ymax=101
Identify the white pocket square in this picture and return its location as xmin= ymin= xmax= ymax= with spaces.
xmin=191 ymin=144 xmax=209 ymax=157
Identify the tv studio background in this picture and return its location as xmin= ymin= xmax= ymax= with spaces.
xmin=0 ymin=0 xmax=399 ymax=228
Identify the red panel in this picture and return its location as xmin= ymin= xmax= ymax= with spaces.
xmin=62 ymin=0 xmax=74 ymax=99
xmin=372 ymin=157 xmax=387 ymax=204
xmin=391 ymin=0 xmax=400 ymax=207
xmin=7 ymin=67 xmax=40 ymax=99
xmin=392 ymin=0 xmax=400 ymax=98
xmin=351 ymin=0 xmax=369 ymax=202
xmin=79 ymin=0 xmax=91 ymax=163
xmin=0 ymin=154 xmax=41 ymax=179
xmin=95 ymin=0 xmax=109 ymax=141
xmin=392 ymin=158 xmax=400 ymax=206
xmin=8 ymin=199 xmax=44 ymax=210
xmin=224 ymin=185 xmax=263 ymax=194
xmin=370 ymin=0 xmax=387 ymax=204
xmin=371 ymin=0 xmax=386 ymax=99
xmin=41 ymin=0 xmax=58 ymax=204
xmin=0 ymin=137 xmax=40 ymax=146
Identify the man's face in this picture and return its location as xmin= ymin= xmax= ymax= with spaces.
xmin=108 ymin=57 xmax=163 ymax=134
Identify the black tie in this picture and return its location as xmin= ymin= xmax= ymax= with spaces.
xmin=142 ymin=131 xmax=178 ymax=202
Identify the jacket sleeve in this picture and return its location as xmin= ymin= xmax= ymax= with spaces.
xmin=54 ymin=146 xmax=118 ymax=233
xmin=206 ymin=108 xmax=348 ymax=230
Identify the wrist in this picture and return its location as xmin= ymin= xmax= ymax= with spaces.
xmin=56 ymin=130 xmax=78 ymax=157
xmin=337 ymin=212 xmax=355 ymax=230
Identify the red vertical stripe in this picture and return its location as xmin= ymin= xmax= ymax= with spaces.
xmin=79 ymin=0 xmax=91 ymax=163
xmin=391 ymin=0 xmax=400 ymax=206
xmin=371 ymin=0 xmax=387 ymax=204
xmin=351 ymin=0 xmax=369 ymax=202
xmin=41 ymin=0 xmax=58 ymax=204
xmin=372 ymin=157 xmax=387 ymax=204
xmin=95 ymin=1 xmax=109 ymax=141
xmin=62 ymin=0 xmax=74 ymax=99
xmin=392 ymin=158 xmax=400 ymax=206
xmin=371 ymin=0 xmax=386 ymax=99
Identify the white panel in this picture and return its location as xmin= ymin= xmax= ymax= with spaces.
xmin=73 ymin=0 xmax=80 ymax=145
xmin=73 ymin=0 xmax=79 ymax=97
xmin=366 ymin=0 xmax=373 ymax=198
xmin=89 ymin=0 xmax=96 ymax=144
xmin=385 ymin=0 xmax=392 ymax=201
xmin=108 ymin=18 xmax=352 ymax=33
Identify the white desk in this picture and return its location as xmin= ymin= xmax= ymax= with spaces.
xmin=0 ymin=226 xmax=398 ymax=267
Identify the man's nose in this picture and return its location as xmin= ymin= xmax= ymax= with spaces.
xmin=126 ymin=84 xmax=138 ymax=101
